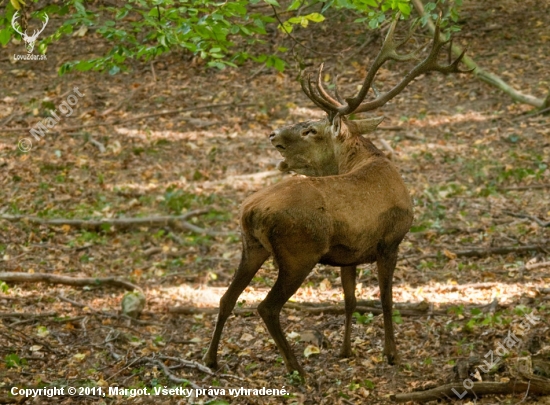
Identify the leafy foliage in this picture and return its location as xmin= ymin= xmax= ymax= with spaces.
xmin=0 ymin=0 xmax=462 ymax=75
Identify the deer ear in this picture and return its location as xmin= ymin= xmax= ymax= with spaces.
xmin=330 ymin=115 xmax=342 ymax=138
xmin=354 ymin=116 xmax=385 ymax=135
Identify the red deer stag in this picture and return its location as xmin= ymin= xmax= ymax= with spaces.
xmin=204 ymin=17 xmax=467 ymax=376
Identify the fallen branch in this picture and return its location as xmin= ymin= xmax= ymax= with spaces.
xmin=139 ymin=357 xmax=203 ymax=391
xmin=504 ymin=211 xmax=550 ymax=227
xmin=158 ymin=356 xmax=215 ymax=376
xmin=0 ymin=209 xmax=229 ymax=236
xmin=0 ymin=102 xmax=255 ymax=133
xmin=390 ymin=378 xmax=550 ymax=403
xmin=405 ymin=243 xmax=548 ymax=261
xmin=169 ymin=300 xmax=430 ymax=316
xmin=0 ymin=272 xmax=142 ymax=293
xmin=500 ymin=183 xmax=550 ymax=191
xmin=412 ymin=0 xmax=549 ymax=109
xmin=0 ymin=311 xmax=57 ymax=318
xmin=526 ymin=261 xmax=550 ymax=270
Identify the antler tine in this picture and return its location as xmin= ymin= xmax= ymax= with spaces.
xmin=340 ymin=16 xmax=403 ymax=115
xmin=300 ymin=67 xmax=342 ymax=117
xmin=300 ymin=72 xmax=339 ymax=114
xmin=333 ymin=75 xmax=345 ymax=103
xmin=314 ymin=63 xmax=342 ymax=109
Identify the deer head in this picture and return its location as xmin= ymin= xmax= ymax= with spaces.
xmin=12 ymin=11 xmax=49 ymax=53
xmin=204 ymin=15 xmax=468 ymax=377
xmin=272 ymin=16 xmax=468 ymax=175
xmin=271 ymin=116 xmax=384 ymax=176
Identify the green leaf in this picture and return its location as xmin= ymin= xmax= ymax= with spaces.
xmin=305 ymin=12 xmax=325 ymax=23
xmin=363 ymin=379 xmax=375 ymax=389
xmin=263 ymin=0 xmax=280 ymax=6
xmin=287 ymin=0 xmax=302 ymax=11
xmin=4 ymin=353 xmax=26 ymax=368
xmin=392 ymin=310 xmax=403 ymax=324
xmin=397 ymin=2 xmax=411 ymax=17
xmin=0 ymin=28 xmax=11 ymax=46
xmin=273 ymin=57 xmax=285 ymax=72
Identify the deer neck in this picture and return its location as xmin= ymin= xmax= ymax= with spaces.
xmin=336 ymin=136 xmax=384 ymax=174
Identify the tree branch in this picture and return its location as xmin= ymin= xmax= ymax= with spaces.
xmin=0 ymin=272 xmax=142 ymax=293
xmin=411 ymin=0 xmax=549 ymax=109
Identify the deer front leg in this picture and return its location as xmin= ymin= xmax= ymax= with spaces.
xmin=376 ymin=248 xmax=399 ymax=365
xmin=203 ymin=243 xmax=269 ymax=370
xmin=339 ymin=265 xmax=357 ymax=358
xmin=257 ymin=257 xmax=318 ymax=376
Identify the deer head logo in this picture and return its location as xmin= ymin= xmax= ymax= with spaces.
xmin=11 ymin=11 xmax=49 ymax=53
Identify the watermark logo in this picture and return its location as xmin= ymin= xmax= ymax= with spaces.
xmin=452 ymin=310 xmax=541 ymax=399
xmin=12 ymin=11 xmax=48 ymax=60
xmin=18 ymin=87 xmax=85 ymax=152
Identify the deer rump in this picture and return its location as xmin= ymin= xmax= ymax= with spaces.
xmin=241 ymin=158 xmax=412 ymax=268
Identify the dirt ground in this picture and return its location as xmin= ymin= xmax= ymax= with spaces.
xmin=0 ymin=0 xmax=549 ymax=404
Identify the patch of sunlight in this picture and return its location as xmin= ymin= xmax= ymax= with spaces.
xmin=408 ymin=111 xmax=489 ymax=128
xmin=115 ymin=127 xmax=209 ymax=142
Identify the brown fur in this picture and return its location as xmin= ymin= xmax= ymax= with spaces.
xmin=204 ymin=117 xmax=413 ymax=375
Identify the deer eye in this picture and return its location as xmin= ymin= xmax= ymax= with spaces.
xmin=302 ymin=128 xmax=317 ymax=136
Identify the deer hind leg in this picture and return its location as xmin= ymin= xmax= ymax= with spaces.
xmin=376 ymin=245 xmax=399 ymax=365
xmin=257 ymin=254 xmax=320 ymax=375
xmin=339 ymin=265 xmax=357 ymax=358
xmin=203 ymin=240 xmax=269 ymax=370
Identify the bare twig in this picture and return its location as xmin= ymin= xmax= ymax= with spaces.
xmin=0 ymin=272 xmax=142 ymax=293
xmin=271 ymin=5 xmax=339 ymax=57
xmin=88 ymin=137 xmax=106 ymax=153
xmin=503 ymin=211 xmax=550 ymax=227
xmin=500 ymin=183 xmax=550 ymax=191
xmin=158 ymin=355 xmax=216 ymax=376
xmin=526 ymin=261 xmax=550 ymax=270
xmin=140 ymin=357 xmax=203 ymax=391
xmin=105 ymin=356 xmax=145 ymax=381
xmin=106 ymin=343 xmax=123 ymax=361
xmin=378 ymin=138 xmax=396 ymax=159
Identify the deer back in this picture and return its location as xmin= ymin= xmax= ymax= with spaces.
xmin=242 ymin=117 xmax=413 ymax=266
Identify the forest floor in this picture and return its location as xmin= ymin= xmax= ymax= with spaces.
xmin=0 ymin=0 xmax=549 ymax=404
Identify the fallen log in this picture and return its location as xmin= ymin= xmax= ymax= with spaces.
xmin=0 ymin=272 xmax=142 ymax=293
xmin=390 ymin=377 xmax=550 ymax=403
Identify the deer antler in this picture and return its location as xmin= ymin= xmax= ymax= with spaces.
xmin=11 ymin=11 xmax=25 ymax=37
xmin=301 ymin=15 xmax=470 ymax=120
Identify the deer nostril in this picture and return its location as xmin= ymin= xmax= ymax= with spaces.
xmin=269 ymin=132 xmax=276 ymax=139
